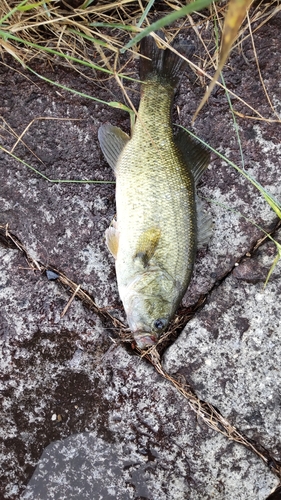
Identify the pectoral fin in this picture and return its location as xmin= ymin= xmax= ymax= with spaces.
xmin=175 ymin=129 xmax=210 ymax=184
xmin=98 ymin=124 xmax=130 ymax=171
xmin=105 ymin=224 xmax=119 ymax=259
xmin=134 ymin=228 xmax=161 ymax=267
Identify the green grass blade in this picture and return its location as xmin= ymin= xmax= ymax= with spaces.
xmin=121 ymin=0 xmax=218 ymax=52
xmin=263 ymin=250 xmax=281 ymax=288
xmin=137 ymin=0 xmax=156 ymax=28
xmin=0 ymin=0 xmax=29 ymax=24
xmin=179 ymin=126 xmax=281 ymax=220
xmin=0 ymin=30 xmax=137 ymax=81
xmin=17 ymin=1 xmax=51 ymax=12
xmin=0 ymin=30 xmax=112 ymax=74
xmin=262 ymin=192 xmax=281 ymax=219
xmin=26 ymin=66 xmax=135 ymax=118
xmin=1 ymin=146 xmax=115 ymax=184
xmin=81 ymin=0 xmax=96 ymax=7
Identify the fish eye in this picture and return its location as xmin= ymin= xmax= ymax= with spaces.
xmin=153 ymin=318 xmax=167 ymax=331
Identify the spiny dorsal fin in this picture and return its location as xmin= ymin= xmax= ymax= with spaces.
xmin=134 ymin=227 xmax=161 ymax=268
xmin=175 ymin=129 xmax=210 ymax=184
xmin=98 ymin=124 xmax=129 ymax=171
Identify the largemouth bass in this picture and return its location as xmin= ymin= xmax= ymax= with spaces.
xmin=98 ymin=33 xmax=211 ymax=349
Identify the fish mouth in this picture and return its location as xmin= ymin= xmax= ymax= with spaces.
xmin=133 ymin=331 xmax=157 ymax=349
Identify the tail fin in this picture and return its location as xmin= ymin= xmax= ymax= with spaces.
xmin=140 ymin=31 xmax=194 ymax=87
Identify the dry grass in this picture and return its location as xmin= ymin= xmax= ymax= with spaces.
xmin=0 ymin=0 xmax=142 ymax=69
xmin=0 ymin=2 xmax=278 ymax=69
xmin=1 ymin=0 xmax=280 ymax=121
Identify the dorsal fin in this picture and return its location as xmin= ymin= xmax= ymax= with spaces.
xmin=175 ymin=129 xmax=210 ymax=184
xmin=98 ymin=124 xmax=129 ymax=171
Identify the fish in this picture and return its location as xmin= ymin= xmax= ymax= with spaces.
xmin=98 ymin=32 xmax=212 ymax=349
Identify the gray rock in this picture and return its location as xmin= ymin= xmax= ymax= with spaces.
xmin=22 ymin=346 xmax=278 ymax=500
xmin=163 ymin=237 xmax=281 ymax=465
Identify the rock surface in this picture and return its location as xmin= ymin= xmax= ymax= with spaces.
xmin=1 ymin=10 xmax=281 ymax=500
xmin=163 ymin=236 xmax=281 ymax=457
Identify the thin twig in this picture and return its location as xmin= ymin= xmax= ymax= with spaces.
xmin=61 ymin=284 xmax=81 ymax=317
